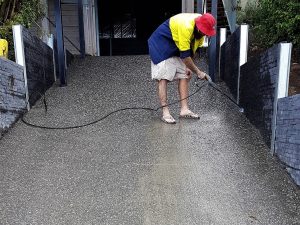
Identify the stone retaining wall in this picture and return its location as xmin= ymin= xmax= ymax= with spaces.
xmin=275 ymin=94 xmax=300 ymax=185
xmin=0 ymin=57 xmax=26 ymax=136
xmin=239 ymin=45 xmax=279 ymax=147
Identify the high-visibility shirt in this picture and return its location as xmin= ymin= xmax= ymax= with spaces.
xmin=148 ymin=13 xmax=205 ymax=64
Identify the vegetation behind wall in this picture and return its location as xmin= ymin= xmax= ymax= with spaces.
xmin=237 ymin=0 xmax=300 ymax=59
xmin=0 ymin=0 xmax=44 ymax=60
xmin=238 ymin=0 xmax=300 ymax=95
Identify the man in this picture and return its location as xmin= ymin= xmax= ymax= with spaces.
xmin=148 ymin=13 xmax=216 ymax=124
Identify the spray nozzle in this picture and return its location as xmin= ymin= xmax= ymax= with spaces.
xmin=206 ymin=76 xmax=212 ymax=83
xmin=195 ymin=75 xmax=212 ymax=86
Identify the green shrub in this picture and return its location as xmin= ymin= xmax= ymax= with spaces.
xmin=238 ymin=0 xmax=300 ymax=50
xmin=0 ymin=0 xmax=44 ymax=60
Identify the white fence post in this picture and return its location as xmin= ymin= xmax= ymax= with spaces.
xmin=13 ymin=25 xmax=30 ymax=111
xmin=271 ymin=43 xmax=292 ymax=154
xmin=237 ymin=24 xmax=249 ymax=104
xmin=182 ymin=0 xmax=194 ymax=13
xmin=47 ymin=34 xmax=57 ymax=82
xmin=219 ymin=28 xmax=227 ymax=80
xmin=239 ymin=24 xmax=249 ymax=67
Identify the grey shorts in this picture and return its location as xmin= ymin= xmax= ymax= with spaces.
xmin=151 ymin=57 xmax=188 ymax=81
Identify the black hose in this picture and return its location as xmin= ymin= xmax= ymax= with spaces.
xmin=21 ymin=80 xmax=208 ymax=130
xmin=21 ymin=78 xmax=300 ymax=173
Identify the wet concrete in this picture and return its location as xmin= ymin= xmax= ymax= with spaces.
xmin=0 ymin=55 xmax=299 ymax=224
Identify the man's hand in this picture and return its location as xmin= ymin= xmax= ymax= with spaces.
xmin=197 ymin=71 xmax=212 ymax=82
xmin=186 ymin=68 xmax=192 ymax=80
xmin=197 ymin=71 xmax=207 ymax=79
xmin=182 ymin=57 xmax=211 ymax=82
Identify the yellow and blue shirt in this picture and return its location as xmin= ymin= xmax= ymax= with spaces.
xmin=148 ymin=13 xmax=205 ymax=64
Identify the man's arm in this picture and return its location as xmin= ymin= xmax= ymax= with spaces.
xmin=182 ymin=56 xmax=208 ymax=80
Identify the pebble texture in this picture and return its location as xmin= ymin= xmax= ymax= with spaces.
xmin=275 ymin=94 xmax=300 ymax=185
xmin=0 ymin=55 xmax=299 ymax=224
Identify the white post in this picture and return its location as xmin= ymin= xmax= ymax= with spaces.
xmin=94 ymin=0 xmax=100 ymax=56
xmin=41 ymin=0 xmax=50 ymax=43
xmin=182 ymin=0 xmax=194 ymax=13
xmin=47 ymin=34 xmax=57 ymax=81
xmin=13 ymin=25 xmax=30 ymax=111
xmin=239 ymin=24 xmax=249 ymax=66
xmin=237 ymin=24 xmax=249 ymax=104
xmin=203 ymin=0 xmax=207 ymax=13
xmin=47 ymin=34 xmax=53 ymax=49
xmin=220 ymin=28 xmax=227 ymax=46
xmin=83 ymin=0 xmax=98 ymax=55
xmin=277 ymin=43 xmax=292 ymax=99
xmin=271 ymin=43 xmax=292 ymax=154
xmin=219 ymin=28 xmax=227 ymax=80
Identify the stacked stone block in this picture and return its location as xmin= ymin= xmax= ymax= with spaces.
xmin=239 ymin=45 xmax=279 ymax=147
xmin=275 ymin=94 xmax=300 ymax=185
xmin=1 ymin=26 xmax=57 ymax=137
xmin=23 ymin=28 xmax=55 ymax=105
xmin=0 ymin=57 xmax=26 ymax=136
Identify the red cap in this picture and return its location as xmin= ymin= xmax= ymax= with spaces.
xmin=195 ymin=13 xmax=216 ymax=36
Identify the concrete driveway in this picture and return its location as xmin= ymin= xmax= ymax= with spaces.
xmin=0 ymin=56 xmax=299 ymax=224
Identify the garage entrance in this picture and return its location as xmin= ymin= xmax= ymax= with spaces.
xmin=98 ymin=0 xmax=181 ymax=55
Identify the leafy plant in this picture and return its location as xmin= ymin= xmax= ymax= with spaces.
xmin=237 ymin=0 xmax=300 ymax=50
xmin=0 ymin=0 xmax=44 ymax=60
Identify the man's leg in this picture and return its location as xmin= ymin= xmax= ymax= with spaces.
xmin=158 ymin=79 xmax=175 ymax=123
xmin=178 ymin=78 xmax=190 ymax=113
xmin=178 ymin=78 xmax=199 ymax=118
xmin=158 ymin=79 xmax=171 ymax=116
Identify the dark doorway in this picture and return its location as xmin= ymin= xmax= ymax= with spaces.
xmin=98 ymin=0 xmax=181 ymax=55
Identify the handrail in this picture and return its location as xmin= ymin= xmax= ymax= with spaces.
xmin=221 ymin=0 xmax=237 ymax=33
xmin=44 ymin=16 xmax=81 ymax=53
